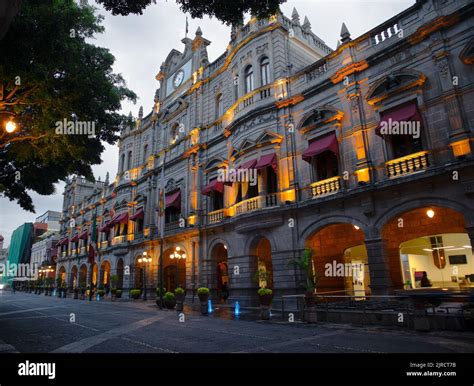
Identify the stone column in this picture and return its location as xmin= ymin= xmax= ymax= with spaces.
xmin=364 ymin=238 xmax=393 ymax=295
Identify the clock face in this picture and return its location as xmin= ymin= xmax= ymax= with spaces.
xmin=173 ymin=70 xmax=185 ymax=88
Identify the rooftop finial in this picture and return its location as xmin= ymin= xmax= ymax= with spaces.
xmin=138 ymin=106 xmax=143 ymax=119
xmin=195 ymin=26 xmax=202 ymax=36
xmin=105 ymin=172 xmax=110 ymax=184
xmin=291 ymin=7 xmax=300 ymax=24
xmin=302 ymin=16 xmax=311 ymax=31
xmin=340 ymin=22 xmax=351 ymax=43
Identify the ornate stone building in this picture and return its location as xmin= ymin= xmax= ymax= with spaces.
xmin=57 ymin=0 xmax=474 ymax=306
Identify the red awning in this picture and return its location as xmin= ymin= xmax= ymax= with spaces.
xmin=56 ymin=238 xmax=69 ymax=247
xmin=255 ymin=153 xmax=277 ymax=170
xmin=165 ymin=190 xmax=181 ymax=209
xmin=238 ymin=159 xmax=257 ymax=170
xmin=70 ymin=234 xmax=79 ymax=243
xmin=79 ymin=230 xmax=88 ymax=240
xmin=110 ymin=212 xmax=129 ymax=225
xmin=130 ymin=209 xmax=144 ymax=221
xmin=99 ymin=222 xmax=112 ymax=232
xmin=376 ymin=102 xmax=421 ymax=136
xmin=202 ymin=179 xmax=225 ymax=196
xmin=302 ymin=133 xmax=339 ymax=163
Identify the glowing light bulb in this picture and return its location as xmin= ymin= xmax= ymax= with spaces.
xmin=5 ymin=120 xmax=17 ymax=133
xmin=353 ymin=225 xmax=360 ymax=230
xmin=426 ymin=209 xmax=435 ymax=218
xmin=176 ymin=246 xmax=181 ymax=251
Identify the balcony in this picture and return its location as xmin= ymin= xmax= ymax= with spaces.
xmin=234 ymin=193 xmax=280 ymax=216
xmin=99 ymin=241 xmax=108 ymax=250
xmin=61 ymin=251 xmax=67 ymax=257
xmin=208 ymin=209 xmax=225 ymax=224
xmin=79 ymin=246 xmax=86 ymax=255
xmin=310 ymin=176 xmax=342 ymax=198
xmin=385 ymin=151 xmax=430 ymax=178
xmin=112 ymin=235 xmax=127 ymax=246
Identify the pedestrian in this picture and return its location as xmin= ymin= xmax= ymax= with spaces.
xmin=221 ymin=283 xmax=229 ymax=302
xmin=420 ymin=271 xmax=432 ymax=287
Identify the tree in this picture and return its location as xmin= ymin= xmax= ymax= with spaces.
xmin=96 ymin=0 xmax=286 ymax=25
xmin=0 ymin=0 xmax=136 ymax=212
xmin=288 ymin=249 xmax=319 ymax=294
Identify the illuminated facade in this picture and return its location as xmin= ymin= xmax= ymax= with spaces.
xmin=57 ymin=1 xmax=474 ymax=306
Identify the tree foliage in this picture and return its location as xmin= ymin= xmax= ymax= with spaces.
xmin=0 ymin=0 xmax=136 ymax=212
xmin=96 ymin=0 xmax=286 ymax=25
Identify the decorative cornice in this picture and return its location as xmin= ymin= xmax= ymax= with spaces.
xmin=330 ymin=60 xmax=369 ymax=84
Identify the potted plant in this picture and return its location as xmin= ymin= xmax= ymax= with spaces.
xmin=289 ymin=249 xmax=319 ymax=323
xmin=164 ymin=292 xmax=176 ymax=309
xmin=197 ymin=287 xmax=210 ymax=315
xmin=258 ymin=288 xmax=273 ymax=320
xmin=61 ymin=282 xmax=67 ymax=298
xmin=115 ymin=289 xmax=122 ymax=299
xmin=175 ymin=287 xmax=185 ymax=312
xmin=130 ymin=289 xmax=141 ymax=300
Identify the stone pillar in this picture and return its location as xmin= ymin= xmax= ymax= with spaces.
xmin=365 ymin=238 xmax=393 ymax=295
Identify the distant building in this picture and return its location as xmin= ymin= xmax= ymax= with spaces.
xmin=0 ymin=235 xmax=7 ymax=266
xmin=35 ymin=210 xmax=61 ymax=232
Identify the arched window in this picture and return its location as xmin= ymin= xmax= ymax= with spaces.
xmin=216 ymin=94 xmax=224 ymax=119
xmin=120 ymin=154 xmax=125 ymax=172
xmin=244 ymin=65 xmax=254 ymax=94
xmin=143 ymin=144 xmax=148 ymax=164
xmin=260 ymin=57 xmax=270 ymax=86
xmin=127 ymin=151 xmax=132 ymax=170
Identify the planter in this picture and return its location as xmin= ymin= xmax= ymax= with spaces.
xmin=73 ymin=289 xmax=79 ymax=299
xmin=97 ymin=290 xmax=105 ymax=299
xmin=259 ymin=294 xmax=273 ymax=320
xmin=200 ymin=301 xmax=208 ymax=315
xmin=58 ymin=290 xmax=62 ymax=298
xmin=164 ymin=299 xmax=176 ymax=310
xmin=62 ymin=289 xmax=67 ymax=298
xmin=175 ymin=293 xmax=185 ymax=312
xmin=115 ymin=290 xmax=122 ymax=299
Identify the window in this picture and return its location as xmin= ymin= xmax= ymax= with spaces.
xmin=260 ymin=57 xmax=270 ymax=86
xmin=127 ymin=151 xmax=132 ymax=170
xmin=312 ymin=151 xmax=339 ymax=181
xmin=143 ymin=144 xmax=148 ymax=164
xmin=211 ymin=192 xmax=224 ymax=211
xmin=266 ymin=167 xmax=278 ymax=194
xmin=389 ymin=134 xmax=423 ymax=159
xmin=244 ymin=65 xmax=254 ymax=94
xmin=120 ymin=154 xmax=125 ymax=172
xmin=216 ymin=94 xmax=224 ymax=119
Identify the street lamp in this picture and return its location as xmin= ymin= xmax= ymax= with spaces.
xmin=138 ymin=251 xmax=152 ymax=301
xmin=170 ymin=246 xmax=186 ymax=289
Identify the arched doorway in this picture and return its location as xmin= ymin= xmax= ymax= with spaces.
xmin=100 ymin=260 xmax=111 ymax=289
xmin=70 ymin=266 xmax=78 ymax=288
xmin=91 ymin=263 xmax=98 ymax=288
xmin=58 ymin=266 xmax=66 ymax=285
xmin=211 ymin=242 xmax=229 ymax=301
xmin=134 ymin=256 xmax=144 ymax=290
xmin=381 ymin=206 xmax=472 ymax=289
xmin=116 ymin=258 xmax=124 ymax=289
xmin=250 ymin=237 xmax=273 ymax=289
xmin=305 ymin=223 xmax=368 ymax=295
xmin=161 ymin=247 xmax=186 ymax=292
xmin=79 ymin=264 xmax=87 ymax=288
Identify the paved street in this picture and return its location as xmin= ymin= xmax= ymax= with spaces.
xmin=0 ymin=291 xmax=473 ymax=353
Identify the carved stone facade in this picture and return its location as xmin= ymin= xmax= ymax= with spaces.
xmin=57 ymin=1 xmax=474 ymax=306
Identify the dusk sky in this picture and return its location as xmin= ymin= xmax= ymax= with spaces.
xmin=0 ymin=0 xmax=414 ymax=247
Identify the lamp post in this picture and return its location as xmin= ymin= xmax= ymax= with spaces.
xmin=170 ymin=246 xmax=186 ymax=289
xmin=138 ymin=252 xmax=152 ymax=301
